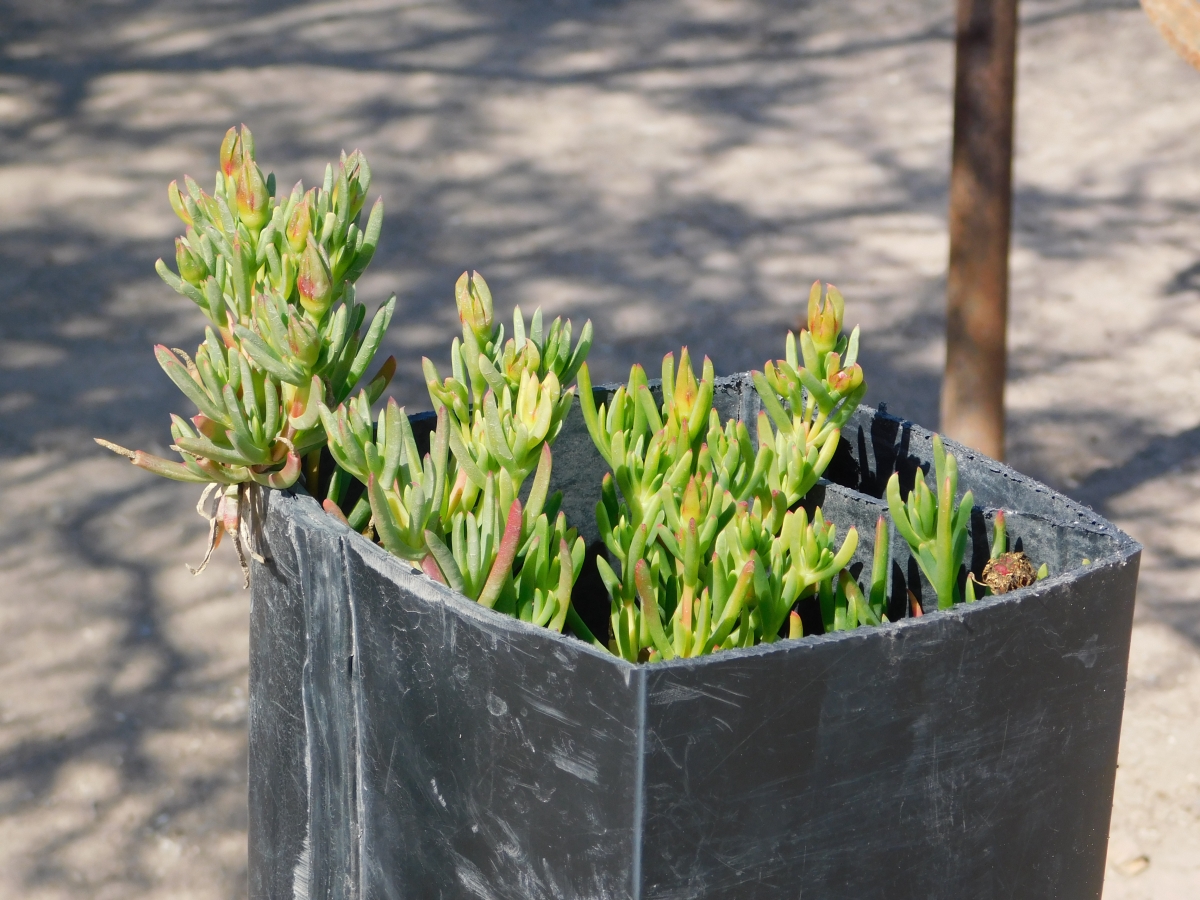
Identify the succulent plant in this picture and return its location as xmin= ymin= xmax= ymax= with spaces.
xmin=886 ymin=434 xmax=974 ymax=609
xmin=574 ymin=280 xmax=887 ymax=660
xmin=820 ymin=514 xmax=890 ymax=632
xmin=867 ymin=514 xmax=890 ymax=621
xmin=96 ymin=126 xmax=396 ymax=580
xmin=888 ymin=473 xmax=1053 ymax=609
xmin=752 ymin=282 xmax=867 ymax=506
xmin=319 ymin=272 xmax=592 ymax=634
xmin=579 ymin=335 xmax=869 ymax=661
xmin=580 ymin=350 xmax=728 ymax=517
xmin=94 ymin=125 xmax=1045 ymax=659
xmin=320 ymin=394 xmax=448 ymax=550
xmin=425 ymin=271 xmax=592 ymax=485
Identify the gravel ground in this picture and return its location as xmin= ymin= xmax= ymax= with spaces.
xmin=1 ymin=0 xmax=1198 ymax=896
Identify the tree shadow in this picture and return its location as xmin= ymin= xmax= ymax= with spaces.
xmin=1071 ymin=424 xmax=1200 ymax=512
xmin=0 ymin=0 xmax=1193 ymax=889
xmin=0 ymin=478 xmax=248 ymax=895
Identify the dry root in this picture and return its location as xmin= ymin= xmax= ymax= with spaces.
xmin=189 ymin=482 xmax=268 ymax=587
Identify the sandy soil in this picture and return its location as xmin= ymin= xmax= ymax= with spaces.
xmin=1 ymin=0 xmax=1197 ymax=896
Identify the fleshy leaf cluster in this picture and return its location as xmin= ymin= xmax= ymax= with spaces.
xmin=321 ymin=272 xmax=594 ymax=633
xmin=577 ymin=285 xmax=880 ymax=661
xmin=97 ymin=127 xmax=397 ymax=577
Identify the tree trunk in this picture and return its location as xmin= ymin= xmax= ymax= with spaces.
xmin=942 ymin=0 xmax=1018 ymax=460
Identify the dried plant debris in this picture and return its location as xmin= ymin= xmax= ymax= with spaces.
xmin=982 ymin=551 xmax=1037 ymax=595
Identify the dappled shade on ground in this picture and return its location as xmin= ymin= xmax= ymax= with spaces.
xmin=1 ymin=0 xmax=1198 ymax=897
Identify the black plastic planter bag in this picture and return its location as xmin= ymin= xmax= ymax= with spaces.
xmin=249 ymin=374 xmax=1140 ymax=900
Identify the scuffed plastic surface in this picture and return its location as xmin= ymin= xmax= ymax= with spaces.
xmin=249 ymin=378 xmax=1140 ymax=900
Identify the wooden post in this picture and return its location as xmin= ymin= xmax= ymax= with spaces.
xmin=942 ymin=0 xmax=1018 ymax=461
